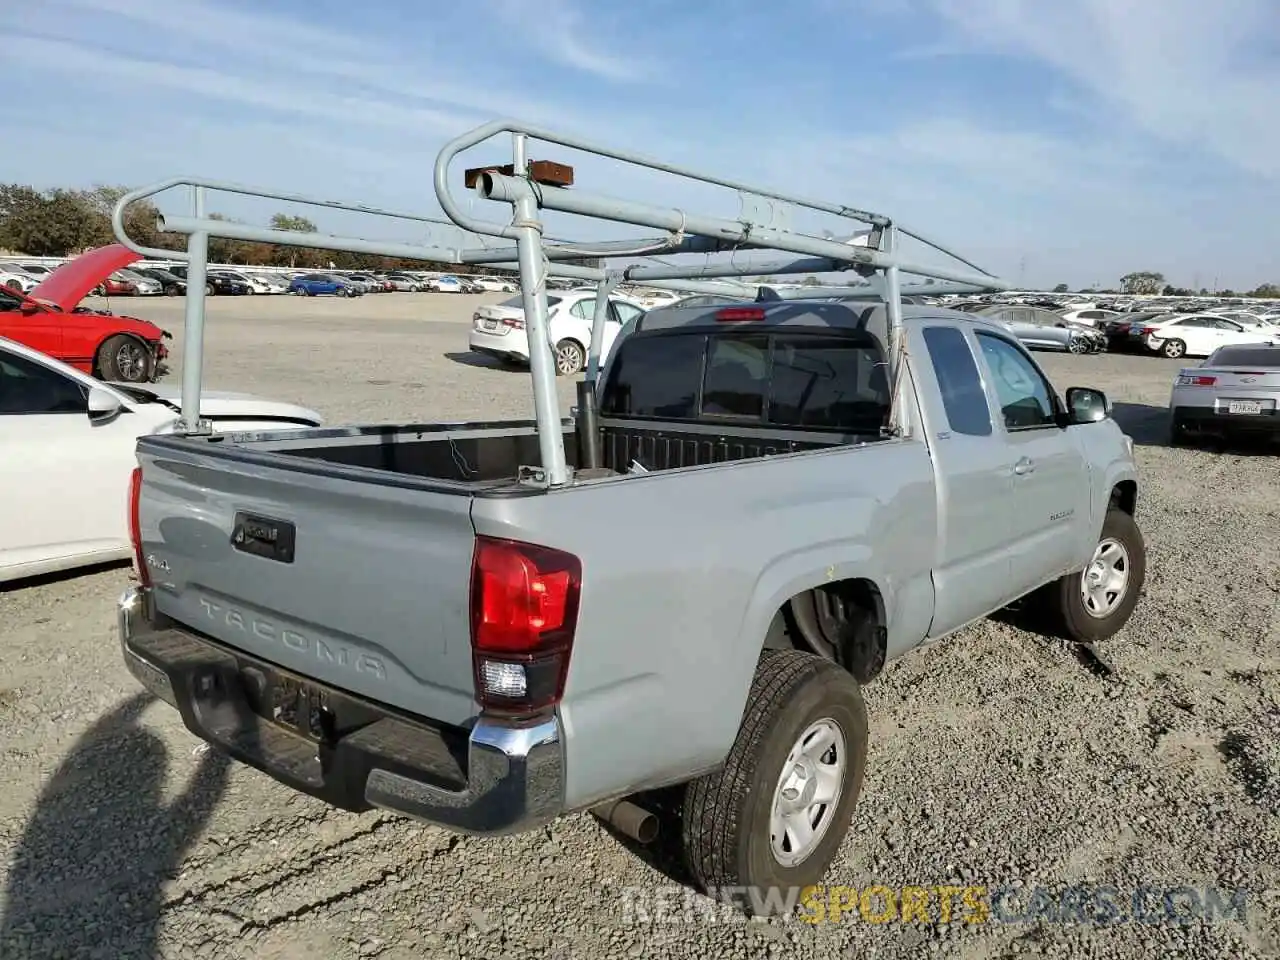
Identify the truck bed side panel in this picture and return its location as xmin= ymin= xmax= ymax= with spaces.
xmin=135 ymin=440 xmax=480 ymax=727
xmin=471 ymin=439 xmax=938 ymax=809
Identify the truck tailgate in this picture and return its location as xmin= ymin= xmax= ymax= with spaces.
xmin=135 ymin=439 xmax=480 ymax=728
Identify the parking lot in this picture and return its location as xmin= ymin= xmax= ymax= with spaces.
xmin=2 ymin=292 xmax=1278 ymax=960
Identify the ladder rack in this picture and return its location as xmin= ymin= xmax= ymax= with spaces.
xmin=431 ymin=119 xmax=1009 ymax=486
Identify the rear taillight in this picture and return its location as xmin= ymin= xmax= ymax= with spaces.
xmin=128 ymin=466 xmax=150 ymax=587
xmin=502 ymin=317 xmax=525 ymax=330
xmin=470 ymin=537 xmax=581 ymax=715
xmin=1176 ymin=375 xmax=1217 ymax=386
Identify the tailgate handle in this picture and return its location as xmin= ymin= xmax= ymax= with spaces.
xmin=232 ymin=513 xmax=296 ymax=563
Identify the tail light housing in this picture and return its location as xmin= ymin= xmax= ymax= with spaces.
xmin=128 ymin=466 xmax=150 ymax=587
xmin=470 ymin=537 xmax=581 ymax=716
xmin=1176 ymin=374 xmax=1217 ymax=386
xmin=502 ymin=317 xmax=526 ymax=330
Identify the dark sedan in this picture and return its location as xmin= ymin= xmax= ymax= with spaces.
xmin=206 ymin=272 xmax=253 ymax=296
xmin=131 ymin=267 xmax=188 ymax=296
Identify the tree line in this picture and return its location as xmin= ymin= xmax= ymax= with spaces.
xmin=1055 ymin=271 xmax=1277 ymax=299
xmin=0 ymin=183 xmax=494 ymax=274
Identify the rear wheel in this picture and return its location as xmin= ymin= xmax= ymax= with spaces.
xmin=1161 ymin=339 xmax=1186 ymax=359
xmin=681 ymin=650 xmax=868 ymax=912
xmin=5 ymin=279 xmax=21 ymax=291
xmin=1042 ymin=508 xmax=1146 ymax=643
xmin=97 ymin=334 xmax=151 ymax=383
xmin=554 ymin=339 xmax=586 ymax=376
xmin=205 ymin=283 xmax=215 ymax=296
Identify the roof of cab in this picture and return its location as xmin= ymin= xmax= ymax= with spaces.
xmin=635 ymin=299 xmax=1009 ymax=348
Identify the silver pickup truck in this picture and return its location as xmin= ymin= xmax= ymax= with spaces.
xmin=117 ymin=299 xmax=1144 ymax=897
xmin=112 ymin=124 xmax=1145 ymax=908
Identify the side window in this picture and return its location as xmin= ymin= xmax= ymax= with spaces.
xmin=702 ymin=335 xmax=768 ymax=418
xmin=0 ymin=288 xmax=25 ymax=311
xmin=598 ymin=333 xmax=703 ymax=419
xmin=569 ymin=298 xmax=597 ymax=321
xmin=0 ymin=351 xmax=89 ymax=415
xmin=921 ymin=326 xmax=992 ymax=437
xmin=611 ymin=301 xmax=644 ymax=325
xmin=975 ymin=333 xmax=1057 ymax=430
xmin=767 ymin=336 xmax=888 ymax=432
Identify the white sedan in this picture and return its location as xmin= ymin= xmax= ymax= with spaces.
xmin=0 ymin=337 xmax=323 ymax=584
xmin=467 ymin=290 xmax=646 ymax=375
xmin=1 ymin=268 xmax=38 ymax=294
xmin=1137 ymin=314 xmax=1280 ymax=359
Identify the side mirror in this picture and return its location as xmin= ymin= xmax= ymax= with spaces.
xmin=19 ymin=301 xmax=40 ymax=315
xmin=87 ymin=385 xmax=124 ymax=423
xmin=1065 ymin=386 xmax=1109 ymax=424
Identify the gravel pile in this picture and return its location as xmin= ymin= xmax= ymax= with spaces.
xmin=1 ymin=296 xmax=1277 ymax=959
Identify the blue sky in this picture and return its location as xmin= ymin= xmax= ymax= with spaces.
xmin=0 ymin=0 xmax=1276 ymax=290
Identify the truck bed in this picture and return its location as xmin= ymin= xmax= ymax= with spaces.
xmin=196 ymin=417 xmax=866 ymax=492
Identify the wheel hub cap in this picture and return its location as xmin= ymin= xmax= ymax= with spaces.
xmin=769 ymin=719 xmax=846 ymax=867
xmin=1080 ymin=537 xmax=1130 ymax=619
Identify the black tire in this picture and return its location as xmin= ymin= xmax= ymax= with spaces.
xmin=1043 ymin=508 xmax=1146 ymax=644
xmin=681 ymin=649 xmax=868 ymax=912
xmin=554 ymin=339 xmax=586 ymax=376
xmin=1161 ymin=338 xmax=1186 ymax=359
xmin=205 ymin=283 xmax=215 ymax=296
xmin=1169 ymin=416 xmax=1192 ymax=447
xmin=96 ymin=334 xmax=152 ymax=383
xmin=5 ymin=279 xmax=21 ymax=291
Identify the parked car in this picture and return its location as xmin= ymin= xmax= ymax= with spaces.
xmin=470 ymin=276 xmax=517 ymax=293
xmin=468 ymin=290 xmax=646 ymax=374
xmin=117 ymin=299 xmax=1143 ymax=903
xmin=384 ymin=273 xmax=424 ymax=292
xmin=211 ymin=270 xmax=277 ymax=295
xmin=248 ymin=272 xmax=290 ymax=294
xmin=1133 ymin=314 xmax=1280 ymax=359
xmin=0 ymin=267 xmax=38 ymax=293
xmin=5 ymin=253 xmax=171 ymax=382
xmin=289 ymin=273 xmax=359 ymax=297
xmin=971 ymin=305 xmax=1103 ymax=354
xmin=1061 ymin=306 xmax=1122 ymax=327
xmin=92 ymin=273 xmax=139 ymax=297
xmin=0 ymin=336 xmax=321 ymax=584
xmin=129 ymin=267 xmax=187 ymax=296
xmin=18 ymin=263 xmax=58 ymax=281
xmin=115 ymin=268 xmax=163 ymax=296
xmin=1168 ymin=344 xmax=1280 ymax=446
xmin=206 ymin=272 xmax=254 ymax=296
xmin=432 ymin=275 xmax=465 ymax=293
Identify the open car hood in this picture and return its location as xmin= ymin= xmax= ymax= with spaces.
xmin=30 ymin=244 xmax=143 ymax=311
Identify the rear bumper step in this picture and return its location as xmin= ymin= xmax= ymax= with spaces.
xmin=117 ymin=586 xmax=564 ymax=835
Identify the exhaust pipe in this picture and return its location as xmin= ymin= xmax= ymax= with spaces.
xmin=590 ymin=798 xmax=659 ymax=844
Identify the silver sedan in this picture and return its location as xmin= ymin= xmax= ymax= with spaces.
xmin=1169 ymin=343 xmax=1280 ymax=446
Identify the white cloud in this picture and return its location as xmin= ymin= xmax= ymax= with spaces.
xmin=920 ymin=0 xmax=1280 ymax=179
xmin=483 ymin=0 xmax=656 ymax=82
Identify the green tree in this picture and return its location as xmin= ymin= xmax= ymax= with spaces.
xmin=1119 ymin=271 xmax=1166 ymax=295
xmin=0 ymin=185 xmax=101 ymax=256
xmin=1052 ymin=283 xmax=1069 ymax=293
xmin=1249 ymin=282 xmax=1279 ymax=298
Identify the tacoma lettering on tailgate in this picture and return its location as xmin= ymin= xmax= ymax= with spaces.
xmin=199 ymin=597 xmax=386 ymax=680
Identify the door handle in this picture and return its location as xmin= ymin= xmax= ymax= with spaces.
xmin=1013 ymin=457 xmax=1035 ymax=476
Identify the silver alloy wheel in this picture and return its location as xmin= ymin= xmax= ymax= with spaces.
xmin=115 ymin=341 xmax=148 ymax=382
xmin=555 ymin=341 xmax=584 ymax=375
xmin=1068 ymin=337 xmax=1089 ymax=354
xmin=769 ymin=718 xmax=846 ymax=867
xmin=1080 ymin=537 xmax=1130 ymax=618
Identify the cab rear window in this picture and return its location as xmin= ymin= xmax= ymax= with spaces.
xmin=600 ymin=330 xmax=889 ymax=432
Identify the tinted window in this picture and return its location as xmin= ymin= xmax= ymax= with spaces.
xmin=922 ymin=326 xmax=992 ymax=436
xmin=975 ymin=332 xmax=1056 ymax=429
xmin=600 ymin=334 xmax=703 ymax=418
xmin=0 ymin=350 xmax=89 ymax=414
xmin=700 ymin=335 xmax=768 ymax=418
xmin=768 ymin=336 xmax=888 ymax=431
xmin=0 ymin=288 xmax=26 ymax=311
xmin=1209 ymin=347 xmax=1280 ymax=368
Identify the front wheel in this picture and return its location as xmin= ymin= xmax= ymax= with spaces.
xmin=96 ymin=334 xmax=152 ymax=383
xmin=1068 ymin=338 xmax=1089 ymax=355
xmin=205 ymin=283 xmax=215 ymax=296
xmin=681 ymin=650 xmax=868 ymax=912
xmin=1043 ymin=508 xmax=1146 ymax=643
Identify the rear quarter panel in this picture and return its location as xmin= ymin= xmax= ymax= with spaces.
xmin=473 ymin=439 xmax=938 ymax=809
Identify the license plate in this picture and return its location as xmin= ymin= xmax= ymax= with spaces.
xmin=1227 ymin=400 xmax=1262 ymax=415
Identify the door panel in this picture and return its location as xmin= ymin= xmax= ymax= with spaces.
xmin=974 ymin=331 xmax=1090 ymax=595
xmin=912 ymin=324 xmax=1016 ymax=637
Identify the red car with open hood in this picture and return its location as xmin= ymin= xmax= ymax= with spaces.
xmin=0 ymin=245 xmax=170 ymax=382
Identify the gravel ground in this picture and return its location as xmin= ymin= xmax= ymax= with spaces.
xmin=1 ymin=292 xmax=1277 ymax=960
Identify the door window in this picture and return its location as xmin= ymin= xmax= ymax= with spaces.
xmin=569 ymin=298 xmax=598 ymax=321
xmin=611 ymin=301 xmax=644 ymax=325
xmin=921 ymin=326 xmax=992 ymax=437
xmin=975 ymin=332 xmax=1057 ymax=430
xmin=0 ymin=350 xmax=89 ymax=414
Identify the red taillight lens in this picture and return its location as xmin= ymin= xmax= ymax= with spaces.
xmin=128 ymin=466 xmax=150 ymax=587
xmin=716 ymin=306 xmax=766 ymax=322
xmin=470 ymin=537 xmax=581 ymax=714
xmin=502 ymin=317 xmax=525 ymax=330
xmin=1176 ymin=375 xmax=1217 ymax=386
